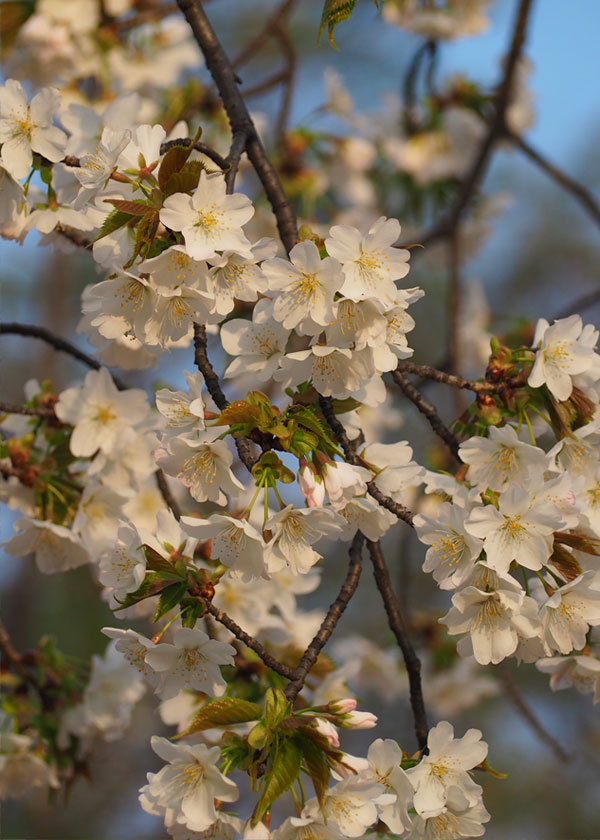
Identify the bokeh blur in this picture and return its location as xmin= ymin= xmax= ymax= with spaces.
xmin=2 ymin=0 xmax=600 ymax=838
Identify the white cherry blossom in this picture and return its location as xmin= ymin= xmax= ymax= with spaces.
xmin=181 ymin=513 xmax=267 ymax=582
xmin=0 ymin=79 xmax=67 ymax=178
xmin=458 ymin=424 xmax=550 ymax=493
xmin=144 ymin=627 xmax=235 ymax=700
xmin=263 ymin=240 xmax=344 ymax=334
xmin=156 ymin=437 xmax=244 ymax=504
xmin=221 ymin=299 xmax=290 ymax=383
xmin=528 ymin=315 xmax=600 ymax=402
xmin=406 ymin=721 xmax=487 ymax=818
xmin=276 ymin=345 xmax=371 ymax=399
xmin=159 ymin=171 xmax=254 ymax=261
xmin=156 ymin=371 xmax=206 ymax=436
xmin=536 ymin=654 xmax=600 ymax=702
xmin=325 ymin=216 xmax=410 ymax=309
xmin=539 ymin=571 xmax=600 ymax=654
xmin=139 ymin=736 xmax=238 ymax=833
xmin=55 ymin=367 xmax=148 ymax=457
xmin=4 ymin=517 xmax=88 ymax=574
xmin=365 ymin=738 xmax=414 ymax=834
xmin=265 ymin=505 xmax=346 ymax=575
xmin=204 ymin=237 xmax=277 ymax=316
xmin=415 ymin=502 xmax=484 ymax=590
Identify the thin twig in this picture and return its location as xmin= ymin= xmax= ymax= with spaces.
xmin=448 ymin=229 xmax=461 ymax=375
xmin=318 ymin=396 xmax=414 ymax=527
xmin=155 ymin=469 xmax=182 ymax=520
xmin=0 ymin=322 xmax=127 ymax=390
xmin=391 ymin=370 xmax=460 ymax=460
xmin=285 ymin=532 xmax=365 ymax=701
xmin=555 ymin=287 xmax=600 ymax=321
xmin=176 ymin=0 xmax=298 ymax=254
xmin=395 ymin=361 xmax=495 ymax=393
xmin=367 ymin=540 xmax=428 ymax=751
xmin=0 ymin=402 xmax=56 ymax=419
xmin=507 ymin=130 xmax=600 ymax=233
xmin=204 ymin=602 xmax=295 ymax=680
xmin=497 ymin=663 xmax=571 ymax=763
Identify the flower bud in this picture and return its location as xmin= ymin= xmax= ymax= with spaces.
xmin=328 ymin=698 xmax=357 ymax=715
xmin=338 ymin=710 xmax=378 ymax=730
xmin=314 ymin=717 xmax=340 ymax=747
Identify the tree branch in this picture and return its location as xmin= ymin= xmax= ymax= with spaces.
xmin=507 ymin=130 xmax=600 ymax=233
xmin=203 ymin=602 xmax=295 ymax=680
xmin=367 ymin=540 xmax=428 ymax=751
xmin=175 ymin=0 xmax=298 ymax=254
xmin=284 ymin=531 xmax=365 ymax=701
xmin=318 ymin=396 xmax=414 ymax=527
xmin=395 ymin=361 xmax=496 ymax=393
xmin=391 ymin=370 xmax=460 ymax=460
xmin=0 ymin=322 xmax=127 ymax=390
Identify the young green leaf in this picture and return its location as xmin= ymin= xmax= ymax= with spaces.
xmin=152 ymin=581 xmax=188 ymax=622
xmin=177 ymin=697 xmax=263 ymax=738
xmin=252 ymin=737 xmax=303 ymax=824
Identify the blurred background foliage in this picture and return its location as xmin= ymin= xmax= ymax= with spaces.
xmin=2 ymin=0 xmax=600 ymax=837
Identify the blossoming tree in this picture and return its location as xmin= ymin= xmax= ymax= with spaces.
xmin=1 ymin=0 xmax=600 ymax=838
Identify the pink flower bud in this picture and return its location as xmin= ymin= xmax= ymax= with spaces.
xmin=339 ymin=710 xmax=378 ymax=730
xmin=298 ymin=464 xmax=325 ymax=507
xmin=328 ymin=698 xmax=358 ymax=715
xmin=314 ymin=717 xmax=340 ymax=747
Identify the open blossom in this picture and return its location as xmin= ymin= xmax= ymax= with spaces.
xmin=144 ymin=627 xmax=235 ymax=700
xmin=464 ymin=486 xmax=564 ymax=575
xmin=536 ymin=654 xmax=600 ymax=702
xmin=440 ymin=569 xmax=541 ymax=665
xmin=528 ymin=315 xmax=600 ymax=401
xmin=156 ymin=436 xmax=244 ymax=504
xmin=181 ymin=513 xmax=267 ymax=582
xmin=406 ymin=721 xmax=487 ymax=818
xmin=55 ymin=367 xmax=148 ymax=458
xmin=102 ymin=628 xmax=159 ymax=686
xmin=221 ymin=299 xmax=290 ymax=384
xmin=263 ymin=240 xmax=344 ymax=334
xmin=73 ymin=126 xmax=131 ymax=194
xmin=414 ymin=502 xmax=483 ymax=590
xmin=139 ymin=737 xmax=238 ymax=833
xmin=406 ymin=786 xmax=490 ymax=840
xmin=303 ymin=776 xmax=387 ymax=838
xmin=159 ymin=171 xmax=254 ymax=261
xmin=365 ymin=738 xmax=414 ymax=834
xmin=204 ymin=237 xmax=277 ymax=316
xmin=539 ymin=571 xmax=600 ymax=654
xmin=458 ymin=424 xmax=550 ymax=493
xmin=265 ymin=505 xmax=346 ymax=575
xmin=277 ymin=345 xmax=371 ymax=399
xmin=4 ymin=517 xmax=88 ymax=574
xmin=156 ymin=371 xmax=206 ymax=436
xmin=325 ymin=216 xmax=410 ymax=309
xmin=0 ymin=79 xmax=67 ymax=178
xmin=338 ymin=496 xmax=396 ymax=541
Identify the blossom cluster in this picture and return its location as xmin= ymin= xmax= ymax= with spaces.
xmin=0 ymin=1 xmax=597 ymax=838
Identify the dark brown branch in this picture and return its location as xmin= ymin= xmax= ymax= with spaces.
xmin=0 ymin=322 xmax=127 ymax=390
xmin=391 ymin=370 xmax=460 ymax=460
xmin=285 ymin=531 xmax=365 ymax=701
xmin=395 ymin=361 xmax=495 ymax=393
xmin=242 ymin=69 xmax=289 ymax=100
xmin=0 ymin=402 xmax=55 ymax=419
xmin=176 ymin=0 xmax=298 ymax=255
xmin=193 ymin=323 xmax=258 ymax=470
xmin=497 ymin=663 xmax=571 ymax=762
xmin=155 ymin=469 xmax=182 ymax=520
xmin=225 ymin=131 xmax=247 ymax=192
xmin=318 ymin=396 xmax=414 ymax=527
xmin=415 ymin=0 xmax=535 ymax=246
xmin=368 ymin=540 xmax=428 ymax=751
xmin=507 ymin=130 xmax=600 ymax=232
xmin=204 ymin=602 xmax=295 ymax=679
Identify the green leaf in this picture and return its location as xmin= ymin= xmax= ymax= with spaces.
xmin=178 ymin=698 xmax=263 ymax=738
xmin=264 ymin=687 xmax=290 ymax=725
xmin=124 ymin=210 xmax=159 ymax=268
xmin=104 ymin=198 xmax=154 ymax=216
xmin=162 ymin=160 xmax=211 ymax=198
xmin=252 ymin=737 xmax=303 ymax=825
xmin=143 ymin=545 xmax=184 ymax=577
xmin=113 ymin=573 xmax=175 ymax=611
xmin=180 ymin=598 xmax=206 ymax=628
xmin=318 ymin=0 xmax=357 ymax=48
xmin=94 ymin=208 xmax=135 ymax=242
xmin=153 ymin=581 xmax=188 ymax=622
xmin=158 ymin=143 xmax=194 ymax=189
xmin=298 ymin=735 xmax=330 ymax=811
xmin=247 ymin=721 xmax=270 ymax=750
xmin=213 ymin=400 xmax=261 ymax=427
